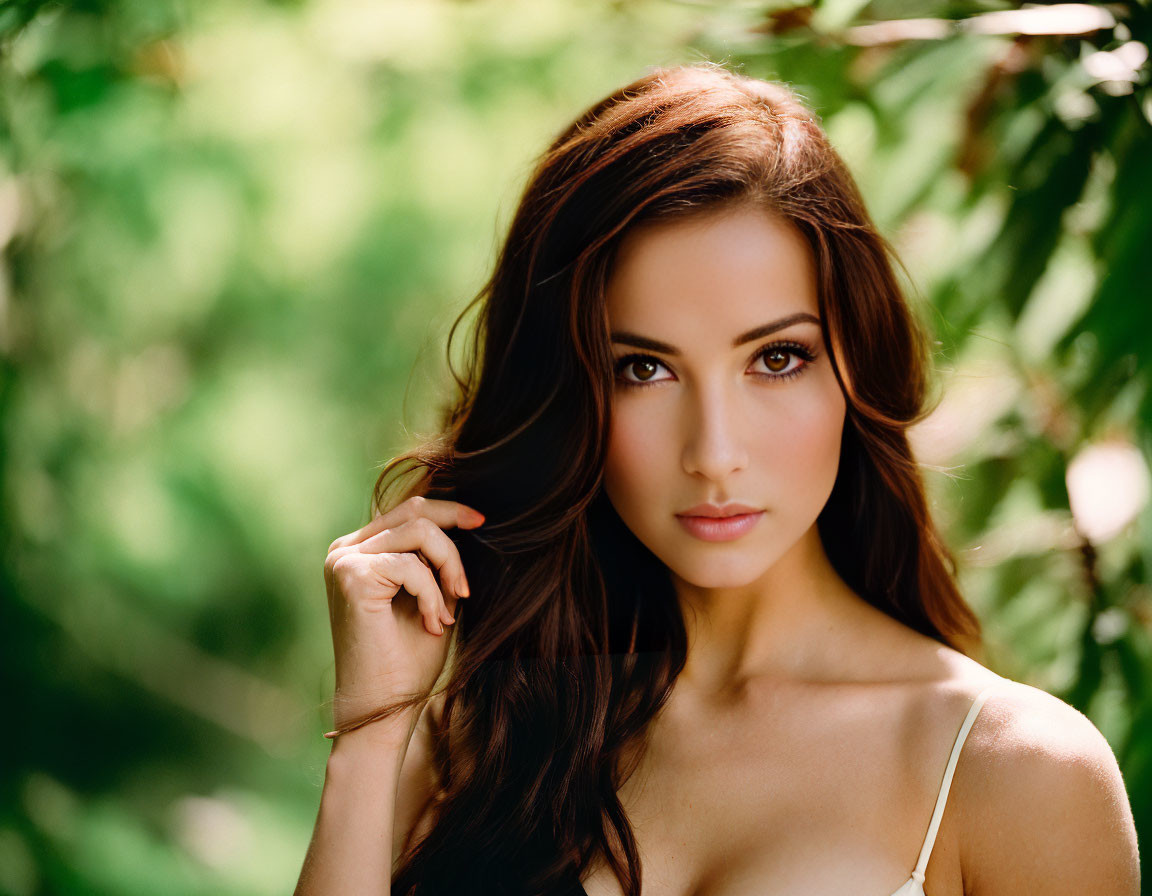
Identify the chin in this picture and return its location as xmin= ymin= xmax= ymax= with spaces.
xmin=662 ymin=550 xmax=778 ymax=591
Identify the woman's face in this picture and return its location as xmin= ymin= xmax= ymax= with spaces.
xmin=603 ymin=203 xmax=846 ymax=590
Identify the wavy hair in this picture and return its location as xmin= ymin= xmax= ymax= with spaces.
xmin=371 ymin=61 xmax=981 ymax=896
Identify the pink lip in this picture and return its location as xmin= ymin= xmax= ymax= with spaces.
xmin=677 ymin=502 xmax=761 ymax=518
xmin=676 ymin=511 xmax=764 ymax=542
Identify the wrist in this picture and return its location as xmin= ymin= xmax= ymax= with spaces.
xmin=327 ymin=706 xmax=421 ymax=765
xmin=329 ymin=688 xmax=424 ymax=737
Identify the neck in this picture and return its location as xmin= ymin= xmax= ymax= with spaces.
xmin=672 ymin=524 xmax=869 ymax=696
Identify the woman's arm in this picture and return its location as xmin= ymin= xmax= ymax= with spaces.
xmin=962 ymin=684 xmax=1140 ymax=895
xmin=295 ymin=690 xmax=446 ymax=895
xmin=296 ymin=495 xmax=479 ymax=893
xmin=294 ymin=709 xmax=421 ymax=896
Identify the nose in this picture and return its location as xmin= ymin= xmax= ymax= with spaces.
xmin=680 ymin=383 xmax=749 ymax=481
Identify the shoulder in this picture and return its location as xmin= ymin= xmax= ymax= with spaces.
xmin=953 ymin=677 xmax=1139 ymax=895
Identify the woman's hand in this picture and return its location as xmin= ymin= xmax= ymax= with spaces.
xmin=323 ymin=495 xmax=485 ymax=735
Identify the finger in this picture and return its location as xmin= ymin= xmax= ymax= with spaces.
xmin=381 ymin=496 xmax=486 ymax=534
xmin=355 ymin=517 xmax=471 ymax=599
xmin=370 ymin=552 xmax=452 ymax=636
xmin=329 ymin=550 xmax=449 ymax=635
xmin=328 ymin=496 xmax=485 ymax=552
xmin=324 ymin=543 xmax=362 ymax=590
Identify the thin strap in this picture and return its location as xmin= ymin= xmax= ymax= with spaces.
xmin=910 ymin=678 xmax=1004 ymax=882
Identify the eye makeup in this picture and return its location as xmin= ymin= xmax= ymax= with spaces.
xmin=614 ymin=339 xmax=820 ymax=389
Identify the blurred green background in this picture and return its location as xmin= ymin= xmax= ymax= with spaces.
xmin=1 ymin=0 xmax=1150 ymax=893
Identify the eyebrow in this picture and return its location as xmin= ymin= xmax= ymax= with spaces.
xmin=610 ymin=312 xmax=821 ymax=355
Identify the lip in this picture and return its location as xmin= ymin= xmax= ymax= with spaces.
xmin=675 ymin=506 xmax=765 ymax=543
xmin=676 ymin=502 xmax=762 ymax=518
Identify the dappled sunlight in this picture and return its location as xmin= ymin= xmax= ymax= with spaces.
xmin=910 ymin=355 xmax=1023 ymax=467
xmin=1067 ymin=439 xmax=1151 ymax=543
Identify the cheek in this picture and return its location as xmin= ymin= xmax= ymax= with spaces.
xmin=604 ymin=403 xmax=658 ymax=505
xmin=749 ymin=376 xmax=845 ymax=488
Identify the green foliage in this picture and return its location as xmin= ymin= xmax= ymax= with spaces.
xmin=1 ymin=0 xmax=1149 ymax=893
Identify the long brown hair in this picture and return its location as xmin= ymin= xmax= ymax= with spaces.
xmin=376 ymin=61 xmax=981 ymax=896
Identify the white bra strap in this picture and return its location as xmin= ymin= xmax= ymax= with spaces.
xmin=911 ymin=678 xmax=1004 ymax=880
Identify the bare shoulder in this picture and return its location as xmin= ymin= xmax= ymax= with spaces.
xmin=954 ymin=677 xmax=1140 ymax=895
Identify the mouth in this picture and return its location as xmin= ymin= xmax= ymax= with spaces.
xmin=676 ymin=502 xmax=761 ymax=518
xmin=675 ymin=510 xmax=764 ymax=542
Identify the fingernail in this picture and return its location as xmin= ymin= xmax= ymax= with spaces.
xmin=434 ymin=620 xmax=444 ymax=636
xmin=459 ymin=577 xmax=470 ymax=597
xmin=462 ymin=508 xmax=485 ymax=527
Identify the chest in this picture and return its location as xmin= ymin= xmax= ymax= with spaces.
xmin=578 ymin=686 xmax=963 ymax=896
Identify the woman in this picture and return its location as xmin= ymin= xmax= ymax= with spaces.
xmin=295 ymin=63 xmax=1140 ymax=896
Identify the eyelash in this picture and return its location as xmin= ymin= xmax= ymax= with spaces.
xmin=614 ymin=340 xmax=819 ymax=389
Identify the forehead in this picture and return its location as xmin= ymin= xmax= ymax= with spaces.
xmin=604 ymin=204 xmax=819 ymax=337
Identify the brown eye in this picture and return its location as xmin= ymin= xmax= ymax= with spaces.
xmin=629 ymin=359 xmax=659 ymax=381
xmin=615 ymin=354 xmax=670 ymax=387
xmin=752 ymin=341 xmax=817 ymax=380
xmin=763 ymin=349 xmax=791 ymax=372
